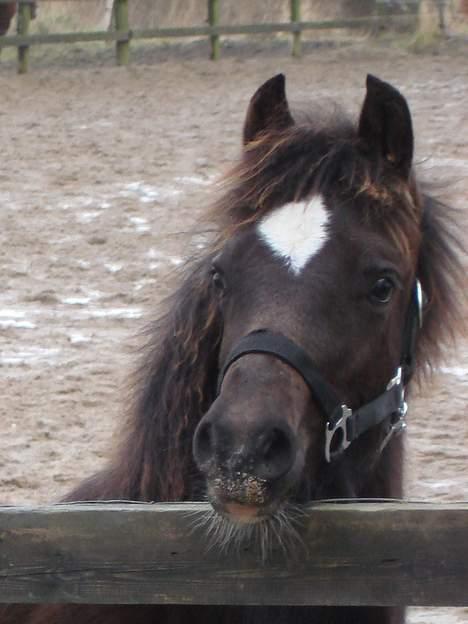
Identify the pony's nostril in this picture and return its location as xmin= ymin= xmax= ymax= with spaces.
xmin=255 ymin=426 xmax=294 ymax=481
xmin=193 ymin=421 xmax=213 ymax=468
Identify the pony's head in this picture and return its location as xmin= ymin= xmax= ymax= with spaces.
xmin=115 ymin=75 xmax=462 ymax=552
xmin=186 ymin=74 xmax=461 ymax=527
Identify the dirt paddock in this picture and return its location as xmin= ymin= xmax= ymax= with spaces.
xmin=0 ymin=41 xmax=467 ymax=622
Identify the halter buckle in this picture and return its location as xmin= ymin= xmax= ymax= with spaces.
xmin=325 ymin=405 xmax=353 ymax=463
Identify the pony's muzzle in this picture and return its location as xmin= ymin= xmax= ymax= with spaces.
xmin=193 ymin=407 xmax=297 ymax=508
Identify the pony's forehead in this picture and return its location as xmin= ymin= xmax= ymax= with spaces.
xmin=257 ymin=195 xmax=329 ymax=275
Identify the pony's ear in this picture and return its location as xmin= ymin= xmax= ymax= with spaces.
xmin=358 ymin=74 xmax=414 ymax=179
xmin=243 ymin=73 xmax=294 ymax=145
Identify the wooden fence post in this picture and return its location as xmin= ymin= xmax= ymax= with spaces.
xmin=437 ymin=0 xmax=446 ymax=33
xmin=115 ymin=0 xmax=130 ymax=66
xmin=17 ymin=1 xmax=32 ymax=74
xmin=208 ymin=0 xmax=220 ymax=60
xmin=290 ymin=0 xmax=301 ymax=57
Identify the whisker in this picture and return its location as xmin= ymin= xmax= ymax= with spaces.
xmin=195 ymin=502 xmax=308 ymax=562
xmin=186 ymin=508 xmax=213 ymax=534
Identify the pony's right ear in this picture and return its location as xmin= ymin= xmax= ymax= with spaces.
xmin=243 ymin=74 xmax=294 ymax=145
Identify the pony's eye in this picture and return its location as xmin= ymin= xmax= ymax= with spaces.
xmin=370 ymin=277 xmax=395 ymax=304
xmin=210 ymin=267 xmax=226 ymax=293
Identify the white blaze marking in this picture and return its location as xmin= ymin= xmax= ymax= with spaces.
xmin=257 ymin=195 xmax=329 ymax=274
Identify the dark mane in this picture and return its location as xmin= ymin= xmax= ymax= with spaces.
xmin=66 ymin=255 xmax=222 ymax=503
xmin=215 ymin=117 xmax=409 ymax=227
xmin=416 ymin=194 xmax=466 ymax=373
xmin=67 ymin=116 xmax=465 ymax=507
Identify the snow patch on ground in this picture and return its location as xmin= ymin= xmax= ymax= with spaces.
xmin=439 ymin=366 xmax=468 ymax=379
xmin=0 ymin=347 xmax=60 ymax=366
xmin=121 ymin=181 xmax=181 ymax=203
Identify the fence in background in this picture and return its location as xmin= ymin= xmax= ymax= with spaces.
xmin=0 ymin=501 xmax=467 ymax=606
xmin=0 ymin=0 xmax=443 ymax=74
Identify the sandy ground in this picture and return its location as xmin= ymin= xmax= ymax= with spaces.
xmin=0 ymin=40 xmax=467 ymax=622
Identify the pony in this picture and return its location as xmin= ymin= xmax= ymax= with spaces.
xmin=0 ymin=73 xmax=463 ymax=624
xmin=0 ymin=2 xmax=36 ymax=37
xmin=0 ymin=2 xmax=16 ymax=36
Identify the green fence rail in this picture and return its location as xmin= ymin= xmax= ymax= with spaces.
xmin=0 ymin=0 xmax=423 ymax=74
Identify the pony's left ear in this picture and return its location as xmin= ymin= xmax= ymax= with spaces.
xmin=358 ymin=74 xmax=414 ymax=179
xmin=243 ymin=73 xmax=294 ymax=145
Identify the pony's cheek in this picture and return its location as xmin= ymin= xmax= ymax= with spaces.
xmin=297 ymin=412 xmax=330 ymax=484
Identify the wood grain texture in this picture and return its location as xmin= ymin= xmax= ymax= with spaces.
xmin=0 ymin=502 xmax=466 ymax=607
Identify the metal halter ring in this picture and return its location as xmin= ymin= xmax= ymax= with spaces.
xmin=379 ymin=400 xmax=408 ymax=454
xmin=325 ymin=405 xmax=353 ymax=463
xmin=415 ymin=279 xmax=424 ymax=329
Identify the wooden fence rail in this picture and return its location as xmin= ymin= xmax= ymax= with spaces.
xmin=0 ymin=0 xmax=422 ymax=74
xmin=0 ymin=501 xmax=467 ymax=606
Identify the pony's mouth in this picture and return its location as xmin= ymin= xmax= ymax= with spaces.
xmin=222 ymin=502 xmax=265 ymax=524
xmin=215 ymin=500 xmax=274 ymax=525
xmin=207 ymin=481 xmax=282 ymax=525
xmin=193 ymin=498 xmax=306 ymax=560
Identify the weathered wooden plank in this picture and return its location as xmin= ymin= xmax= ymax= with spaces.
xmin=0 ymin=15 xmax=417 ymax=49
xmin=0 ymin=31 xmax=125 ymax=48
xmin=133 ymin=19 xmax=380 ymax=39
xmin=0 ymin=502 xmax=466 ymax=606
xmin=129 ymin=15 xmax=415 ymax=38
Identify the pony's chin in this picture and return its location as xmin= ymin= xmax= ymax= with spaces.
xmin=220 ymin=502 xmax=267 ymax=525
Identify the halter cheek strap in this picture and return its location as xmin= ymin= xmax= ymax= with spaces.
xmin=217 ymin=280 xmax=424 ymax=463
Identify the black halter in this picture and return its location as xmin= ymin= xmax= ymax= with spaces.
xmin=218 ymin=281 xmax=424 ymax=463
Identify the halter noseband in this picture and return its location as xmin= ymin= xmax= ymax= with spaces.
xmin=217 ymin=280 xmax=424 ymax=463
